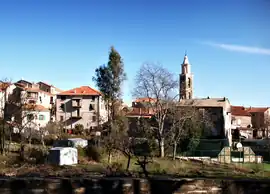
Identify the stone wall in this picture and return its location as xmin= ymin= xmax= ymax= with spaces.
xmin=0 ymin=177 xmax=270 ymax=194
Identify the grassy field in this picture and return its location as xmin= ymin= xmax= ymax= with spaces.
xmin=1 ymin=142 xmax=270 ymax=179
xmin=1 ymin=151 xmax=270 ymax=179
xmin=239 ymin=162 xmax=270 ymax=171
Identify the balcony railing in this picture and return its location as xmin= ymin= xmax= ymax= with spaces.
xmin=70 ymin=115 xmax=82 ymax=119
xmin=71 ymin=111 xmax=82 ymax=119
xmin=72 ymin=100 xmax=82 ymax=108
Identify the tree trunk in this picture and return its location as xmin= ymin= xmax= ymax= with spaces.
xmin=0 ymin=121 xmax=5 ymax=155
xmin=20 ymin=144 xmax=25 ymax=161
xmin=108 ymin=150 xmax=112 ymax=164
xmin=173 ymin=141 xmax=177 ymax=160
xmin=159 ymin=138 xmax=165 ymax=158
xmin=41 ymin=135 xmax=45 ymax=148
xmin=126 ymin=155 xmax=131 ymax=171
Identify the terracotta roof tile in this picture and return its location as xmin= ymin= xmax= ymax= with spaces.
xmin=0 ymin=82 xmax=11 ymax=92
xmin=135 ymin=98 xmax=157 ymax=103
xmin=23 ymin=104 xmax=49 ymax=111
xmin=231 ymin=106 xmax=251 ymax=116
xmin=125 ymin=107 xmax=154 ymax=118
xmin=58 ymin=86 xmax=101 ymax=96
xmin=247 ymin=107 xmax=269 ymax=113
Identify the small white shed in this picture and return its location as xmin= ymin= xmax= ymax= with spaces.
xmin=68 ymin=138 xmax=88 ymax=148
xmin=48 ymin=147 xmax=78 ymax=166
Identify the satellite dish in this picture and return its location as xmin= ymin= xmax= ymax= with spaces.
xmin=237 ymin=119 xmax=241 ymax=125
xmin=236 ymin=142 xmax=242 ymax=149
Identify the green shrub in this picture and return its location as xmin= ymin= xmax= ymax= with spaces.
xmin=74 ymin=124 xmax=84 ymax=135
xmin=44 ymin=135 xmax=57 ymax=146
xmin=84 ymin=145 xmax=101 ymax=162
xmin=28 ymin=147 xmax=48 ymax=164
xmin=77 ymin=146 xmax=86 ymax=157
xmin=251 ymin=163 xmax=264 ymax=173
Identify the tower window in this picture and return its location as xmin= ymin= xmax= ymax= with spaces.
xmin=188 ymin=92 xmax=191 ymax=99
xmin=188 ymin=78 xmax=191 ymax=88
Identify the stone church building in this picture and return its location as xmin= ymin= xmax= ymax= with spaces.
xmin=178 ymin=54 xmax=232 ymax=148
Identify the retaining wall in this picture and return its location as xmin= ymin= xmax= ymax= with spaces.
xmin=0 ymin=177 xmax=270 ymax=194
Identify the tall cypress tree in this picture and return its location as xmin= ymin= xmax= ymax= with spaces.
xmin=93 ymin=46 xmax=126 ymax=121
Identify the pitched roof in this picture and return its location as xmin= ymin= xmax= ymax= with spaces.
xmin=58 ymin=86 xmax=101 ymax=96
xmin=17 ymin=79 xmax=32 ymax=85
xmin=231 ymin=106 xmax=251 ymax=116
xmin=37 ymin=81 xmax=51 ymax=87
xmin=247 ymin=107 xmax=269 ymax=113
xmin=25 ymin=87 xmax=53 ymax=96
xmin=38 ymin=81 xmax=63 ymax=92
xmin=23 ymin=104 xmax=49 ymax=112
xmin=135 ymin=97 xmax=157 ymax=103
xmin=125 ymin=107 xmax=154 ymax=118
xmin=0 ymin=82 xmax=11 ymax=92
xmin=178 ymin=98 xmax=229 ymax=108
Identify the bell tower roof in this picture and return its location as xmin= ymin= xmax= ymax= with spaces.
xmin=183 ymin=54 xmax=189 ymax=65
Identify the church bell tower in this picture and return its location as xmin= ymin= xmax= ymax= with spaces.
xmin=179 ymin=53 xmax=193 ymax=100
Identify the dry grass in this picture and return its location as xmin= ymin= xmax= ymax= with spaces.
xmin=0 ymin=151 xmax=269 ymax=179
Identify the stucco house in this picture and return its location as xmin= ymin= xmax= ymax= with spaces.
xmin=178 ymin=97 xmax=232 ymax=146
xmin=231 ymin=106 xmax=252 ymax=139
xmin=246 ymin=107 xmax=270 ymax=138
xmin=3 ymin=79 xmax=62 ymax=133
xmin=56 ymin=86 xmax=108 ymax=130
xmin=0 ymin=82 xmax=16 ymax=119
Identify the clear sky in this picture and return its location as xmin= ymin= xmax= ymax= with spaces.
xmin=0 ymin=0 xmax=269 ymax=107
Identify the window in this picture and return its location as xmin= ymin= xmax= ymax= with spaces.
xmin=92 ymin=96 xmax=95 ymax=101
xmin=27 ymin=114 xmax=34 ymax=121
xmin=60 ymin=116 xmax=64 ymax=121
xmin=39 ymin=96 xmax=42 ymax=103
xmin=92 ymin=115 xmax=96 ymax=122
xmin=89 ymin=104 xmax=95 ymax=111
xmin=60 ymin=103 xmax=65 ymax=111
xmin=188 ymin=78 xmax=191 ymax=88
xmin=39 ymin=114 xmax=45 ymax=120
xmin=60 ymin=96 xmax=66 ymax=100
xmin=50 ymin=96 xmax=54 ymax=103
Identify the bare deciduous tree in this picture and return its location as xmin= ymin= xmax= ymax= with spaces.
xmin=167 ymin=102 xmax=213 ymax=160
xmin=4 ymin=83 xmax=39 ymax=159
xmin=264 ymin=114 xmax=270 ymax=138
xmin=133 ymin=63 xmax=178 ymax=157
xmin=0 ymin=78 xmax=13 ymax=155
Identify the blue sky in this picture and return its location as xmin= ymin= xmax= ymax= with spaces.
xmin=0 ymin=0 xmax=269 ymax=106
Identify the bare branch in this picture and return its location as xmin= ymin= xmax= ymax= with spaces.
xmin=132 ymin=63 xmax=178 ymax=157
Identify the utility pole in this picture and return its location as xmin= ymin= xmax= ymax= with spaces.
xmin=64 ymin=102 xmax=67 ymax=133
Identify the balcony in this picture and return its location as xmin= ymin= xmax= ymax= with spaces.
xmin=72 ymin=99 xmax=82 ymax=108
xmin=71 ymin=115 xmax=82 ymax=119
xmin=71 ymin=110 xmax=82 ymax=119
xmin=26 ymin=93 xmax=38 ymax=100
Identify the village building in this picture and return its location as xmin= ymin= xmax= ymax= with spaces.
xmin=178 ymin=54 xmax=232 ymax=146
xmin=55 ymin=86 xmax=108 ymax=130
xmin=246 ymin=107 xmax=270 ymax=138
xmin=2 ymin=79 xmax=62 ymax=132
xmin=231 ymin=106 xmax=253 ymax=139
